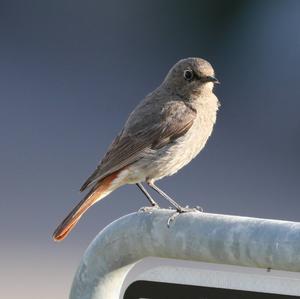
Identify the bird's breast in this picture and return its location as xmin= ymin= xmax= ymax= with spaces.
xmin=172 ymin=101 xmax=217 ymax=163
xmin=142 ymin=96 xmax=219 ymax=181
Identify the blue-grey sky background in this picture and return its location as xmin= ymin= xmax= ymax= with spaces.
xmin=1 ymin=1 xmax=300 ymax=298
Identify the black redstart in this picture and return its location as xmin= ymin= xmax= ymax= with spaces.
xmin=53 ymin=57 xmax=219 ymax=241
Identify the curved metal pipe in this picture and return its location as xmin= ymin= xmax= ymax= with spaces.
xmin=70 ymin=209 xmax=300 ymax=299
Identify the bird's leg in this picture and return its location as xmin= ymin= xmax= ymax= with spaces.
xmin=147 ymin=182 xmax=183 ymax=210
xmin=136 ymin=183 xmax=160 ymax=209
xmin=147 ymin=181 xmax=202 ymax=226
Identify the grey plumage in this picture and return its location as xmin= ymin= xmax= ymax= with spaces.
xmin=80 ymin=99 xmax=197 ymax=191
xmin=81 ymin=57 xmax=219 ymax=191
xmin=54 ymin=57 xmax=220 ymax=241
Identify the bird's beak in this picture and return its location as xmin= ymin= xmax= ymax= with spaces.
xmin=206 ymin=76 xmax=220 ymax=84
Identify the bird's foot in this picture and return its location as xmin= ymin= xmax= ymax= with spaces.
xmin=167 ymin=205 xmax=203 ymax=227
xmin=139 ymin=204 xmax=160 ymax=214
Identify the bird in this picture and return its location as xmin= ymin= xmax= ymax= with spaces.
xmin=53 ymin=57 xmax=220 ymax=241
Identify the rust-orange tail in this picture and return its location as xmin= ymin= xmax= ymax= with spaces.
xmin=52 ymin=172 xmax=118 ymax=242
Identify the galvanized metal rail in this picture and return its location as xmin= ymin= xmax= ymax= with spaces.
xmin=69 ymin=209 xmax=300 ymax=299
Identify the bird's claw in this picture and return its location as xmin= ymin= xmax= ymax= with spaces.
xmin=167 ymin=211 xmax=180 ymax=226
xmin=167 ymin=206 xmax=203 ymax=227
xmin=139 ymin=204 xmax=160 ymax=214
xmin=195 ymin=205 xmax=204 ymax=212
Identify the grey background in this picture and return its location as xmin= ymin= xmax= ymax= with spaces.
xmin=1 ymin=1 xmax=299 ymax=298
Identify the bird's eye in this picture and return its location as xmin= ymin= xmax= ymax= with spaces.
xmin=183 ymin=69 xmax=194 ymax=81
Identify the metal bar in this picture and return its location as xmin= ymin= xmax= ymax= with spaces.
xmin=70 ymin=209 xmax=300 ymax=299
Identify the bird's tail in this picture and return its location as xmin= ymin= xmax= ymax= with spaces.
xmin=52 ymin=172 xmax=119 ymax=242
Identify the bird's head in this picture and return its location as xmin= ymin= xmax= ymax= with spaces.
xmin=162 ymin=57 xmax=219 ymax=97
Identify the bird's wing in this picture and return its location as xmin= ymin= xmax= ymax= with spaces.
xmin=80 ymin=101 xmax=197 ymax=191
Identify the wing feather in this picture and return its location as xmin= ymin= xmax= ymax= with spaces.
xmin=80 ymin=100 xmax=197 ymax=191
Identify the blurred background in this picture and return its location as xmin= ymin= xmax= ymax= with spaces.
xmin=1 ymin=0 xmax=299 ymax=297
